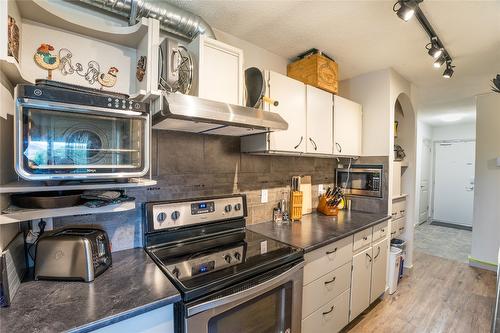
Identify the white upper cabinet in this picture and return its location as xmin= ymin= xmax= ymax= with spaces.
xmin=306 ymin=85 xmax=333 ymax=155
xmin=333 ymin=95 xmax=362 ymax=156
xmin=187 ymin=35 xmax=244 ymax=105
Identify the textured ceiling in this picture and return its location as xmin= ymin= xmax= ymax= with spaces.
xmin=171 ymin=0 xmax=500 ymax=124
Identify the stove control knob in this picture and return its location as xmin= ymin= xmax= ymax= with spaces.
xmin=157 ymin=212 xmax=167 ymax=223
xmin=224 ymin=204 xmax=232 ymax=213
xmin=171 ymin=211 xmax=181 ymax=221
xmin=234 ymin=252 xmax=241 ymax=261
xmin=172 ymin=267 xmax=180 ymax=278
xmin=224 ymin=254 xmax=232 ymax=263
xmin=234 ymin=203 xmax=242 ymax=211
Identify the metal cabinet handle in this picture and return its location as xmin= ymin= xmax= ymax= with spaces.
xmin=309 ymin=137 xmax=318 ymax=151
xmin=294 ymin=136 xmax=304 ymax=149
xmin=374 ymin=246 xmax=381 ymax=259
xmin=400 ymin=210 xmax=405 ymax=213
xmin=366 ymin=253 xmax=372 ymax=262
xmin=326 ymin=247 xmax=338 ymax=255
xmin=391 ymin=213 xmax=397 ymax=216
xmin=399 ymin=227 xmax=404 ymax=231
xmin=335 ymin=142 xmax=342 ymax=153
xmin=324 ymin=276 xmax=336 ymax=285
xmin=322 ymin=305 xmax=335 ymax=315
xmin=381 ymin=228 xmax=385 ymax=232
xmin=363 ymin=236 xmax=368 ymax=241
xmin=391 ymin=231 xmax=396 ymax=235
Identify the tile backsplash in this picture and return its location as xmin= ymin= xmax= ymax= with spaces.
xmin=53 ymin=130 xmax=389 ymax=252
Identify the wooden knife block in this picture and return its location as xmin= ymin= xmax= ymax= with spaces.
xmin=290 ymin=191 xmax=303 ymax=221
xmin=317 ymin=195 xmax=339 ymax=216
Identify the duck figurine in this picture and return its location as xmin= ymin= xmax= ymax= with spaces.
xmin=98 ymin=66 xmax=119 ymax=88
xmin=34 ymin=43 xmax=60 ymax=79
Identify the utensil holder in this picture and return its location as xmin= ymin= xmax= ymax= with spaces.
xmin=317 ymin=195 xmax=339 ymax=216
xmin=290 ymin=191 xmax=303 ymax=221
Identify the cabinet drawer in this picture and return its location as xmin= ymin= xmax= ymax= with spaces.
xmin=390 ymin=205 xmax=399 ymax=220
xmin=302 ymin=289 xmax=350 ymax=333
xmin=390 ymin=219 xmax=398 ymax=239
xmin=302 ymin=262 xmax=351 ymax=318
xmin=304 ymin=236 xmax=353 ymax=285
xmin=353 ymin=228 xmax=372 ymax=252
xmin=393 ymin=199 xmax=407 ymax=218
xmin=397 ymin=216 xmax=406 ymax=235
xmin=372 ymin=221 xmax=388 ymax=242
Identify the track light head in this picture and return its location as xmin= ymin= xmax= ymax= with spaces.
xmin=393 ymin=0 xmax=416 ymax=21
xmin=442 ymin=62 xmax=455 ymax=78
xmin=433 ymin=56 xmax=446 ymax=68
xmin=426 ymin=38 xmax=443 ymax=59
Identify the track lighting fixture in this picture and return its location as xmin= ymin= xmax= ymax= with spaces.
xmin=426 ymin=37 xmax=443 ymax=59
xmin=433 ymin=56 xmax=446 ymax=68
xmin=393 ymin=0 xmax=416 ymax=21
xmin=394 ymin=0 xmax=455 ymax=77
xmin=442 ymin=62 xmax=455 ymax=78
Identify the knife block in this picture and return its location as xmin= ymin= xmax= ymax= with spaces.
xmin=290 ymin=191 xmax=303 ymax=221
xmin=317 ymin=195 xmax=339 ymax=216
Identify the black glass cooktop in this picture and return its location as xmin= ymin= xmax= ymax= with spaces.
xmin=147 ymin=229 xmax=303 ymax=301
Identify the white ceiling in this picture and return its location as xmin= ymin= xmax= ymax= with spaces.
xmin=172 ymin=0 xmax=500 ymax=125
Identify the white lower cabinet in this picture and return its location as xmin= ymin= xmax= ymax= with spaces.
xmin=302 ymin=289 xmax=350 ymax=333
xmin=349 ymin=246 xmax=372 ymax=321
xmin=370 ymin=237 xmax=388 ymax=303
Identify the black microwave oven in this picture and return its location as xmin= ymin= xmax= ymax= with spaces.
xmin=336 ymin=165 xmax=383 ymax=198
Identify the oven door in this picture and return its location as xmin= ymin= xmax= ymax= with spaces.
xmin=15 ymin=98 xmax=150 ymax=180
xmin=336 ymin=168 xmax=382 ymax=198
xmin=183 ymin=261 xmax=304 ymax=333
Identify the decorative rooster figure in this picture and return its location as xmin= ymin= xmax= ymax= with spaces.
xmin=491 ymin=74 xmax=500 ymax=93
xmin=98 ymin=66 xmax=119 ymax=89
xmin=34 ymin=43 xmax=60 ymax=79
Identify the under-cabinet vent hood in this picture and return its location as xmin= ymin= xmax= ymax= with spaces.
xmin=152 ymin=93 xmax=288 ymax=136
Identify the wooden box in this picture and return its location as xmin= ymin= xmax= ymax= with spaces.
xmin=287 ymin=53 xmax=338 ymax=94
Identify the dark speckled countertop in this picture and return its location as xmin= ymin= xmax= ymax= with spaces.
xmin=248 ymin=211 xmax=390 ymax=253
xmin=0 ymin=248 xmax=180 ymax=333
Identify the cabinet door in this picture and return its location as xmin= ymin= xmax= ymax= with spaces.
xmin=370 ymin=238 xmax=388 ymax=303
xmin=333 ymin=95 xmax=362 ymax=156
xmin=267 ymin=71 xmax=307 ymax=153
xmin=306 ymin=85 xmax=333 ymax=154
xmin=350 ymin=247 xmax=372 ymax=321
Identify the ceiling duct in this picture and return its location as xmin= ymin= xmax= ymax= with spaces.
xmin=75 ymin=0 xmax=216 ymax=41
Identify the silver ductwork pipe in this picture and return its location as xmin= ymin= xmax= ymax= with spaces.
xmin=76 ymin=0 xmax=216 ymax=41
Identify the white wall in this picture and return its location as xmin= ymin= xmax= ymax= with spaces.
xmin=432 ymin=122 xmax=476 ymax=141
xmin=470 ymin=93 xmax=500 ymax=267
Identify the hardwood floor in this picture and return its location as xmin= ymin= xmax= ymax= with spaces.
xmin=343 ymin=251 xmax=497 ymax=333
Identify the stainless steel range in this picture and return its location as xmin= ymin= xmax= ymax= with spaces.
xmin=144 ymin=195 xmax=304 ymax=333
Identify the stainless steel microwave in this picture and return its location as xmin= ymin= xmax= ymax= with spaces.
xmin=14 ymin=82 xmax=150 ymax=181
xmin=336 ymin=165 xmax=383 ymax=198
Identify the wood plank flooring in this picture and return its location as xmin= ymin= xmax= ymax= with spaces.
xmin=342 ymin=251 xmax=497 ymax=333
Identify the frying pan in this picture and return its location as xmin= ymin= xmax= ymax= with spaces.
xmin=244 ymin=67 xmax=279 ymax=108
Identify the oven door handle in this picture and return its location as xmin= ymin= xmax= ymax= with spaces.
xmin=186 ymin=261 xmax=304 ymax=317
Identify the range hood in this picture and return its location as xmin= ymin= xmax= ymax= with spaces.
xmin=152 ymin=93 xmax=288 ymax=136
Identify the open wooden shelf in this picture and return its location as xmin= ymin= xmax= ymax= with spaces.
xmin=0 ymin=200 xmax=136 ymax=225
xmin=17 ymin=0 xmax=149 ymax=48
xmin=0 ymin=56 xmax=32 ymax=85
xmin=0 ymin=178 xmax=157 ymax=194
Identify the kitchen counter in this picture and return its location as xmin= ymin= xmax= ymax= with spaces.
xmin=248 ymin=210 xmax=390 ymax=253
xmin=0 ymin=248 xmax=180 ymax=333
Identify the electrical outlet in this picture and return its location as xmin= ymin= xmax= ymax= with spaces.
xmin=318 ymin=184 xmax=325 ymax=195
xmin=261 ymin=189 xmax=268 ymax=203
xmin=31 ymin=218 xmax=53 ymax=234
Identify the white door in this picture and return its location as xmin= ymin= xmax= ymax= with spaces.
xmin=267 ymin=71 xmax=307 ymax=152
xmin=419 ymin=138 xmax=432 ymax=224
xmin=370 ymin=238 xmax=388 ymax=303
xmin=350 ymin=247 xmax=372 ymax=321
xmin=333 ymin=96 xmax=362 ymax=156
xmin=433 ymin=141 xmax=476 ymax=226
xmin=306 ymin=85 xmax=333 ymax=154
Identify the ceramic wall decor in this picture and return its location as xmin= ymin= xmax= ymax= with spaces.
xmin=59 ymin=48 xmax=101 ymax=85
xmin=34 ymin=43 xmax=60 ymax=79
xmin=98 ymin=67 xmax=119 ymax=88
xmin=136 ymin=56 xmax=146 ymax=82
xmin=7 ymin=16 xmax=20 ymax=62
xmin=492 ymin=74 xmax=500 ymax=93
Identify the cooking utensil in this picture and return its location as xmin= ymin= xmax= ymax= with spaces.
xmin=11 ymin=191 xmax=83 ymax=209
xmin=245 ymin=67 xmax=279 ymax=108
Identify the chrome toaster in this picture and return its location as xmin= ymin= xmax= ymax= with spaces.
xmin=35 ymin=227 xmax=112 ymax=282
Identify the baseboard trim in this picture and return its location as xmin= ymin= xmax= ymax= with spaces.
xmin=430 ymin=220 xmax=472 ymax=231
xmin=468 ymin=256 xmax=498 ymax=271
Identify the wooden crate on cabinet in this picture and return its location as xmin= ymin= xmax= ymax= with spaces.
xmin=287 ymin=53 xmax=338 ymax=94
